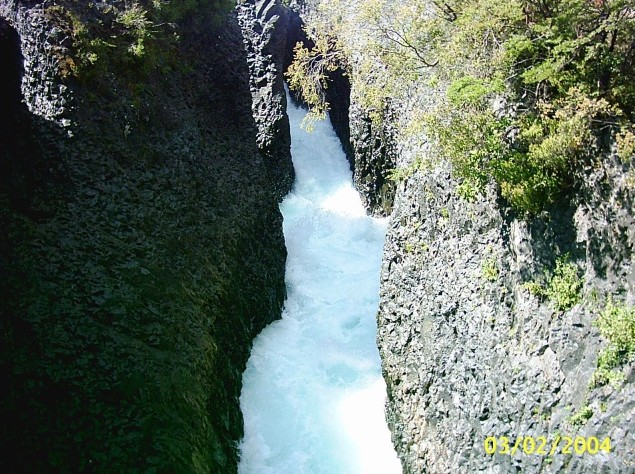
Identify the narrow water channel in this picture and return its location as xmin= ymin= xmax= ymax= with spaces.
xmin=238 ymin=93 xmax=402 ymax=474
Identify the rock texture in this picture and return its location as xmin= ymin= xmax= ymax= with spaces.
xmin=238 ymin=0 xmax=294 ymax=200
xmin=0 ymin=0 xmax=71 ymax=126
xmin=0 ymin=1 xmax=291 ymax=472
xmin=374 ymin=98 xmax=635 ymax=472
xmin=347 ymin=98 xmax=397 ymax=216
xmin=284 ymin=4 xmax=635 ymax=471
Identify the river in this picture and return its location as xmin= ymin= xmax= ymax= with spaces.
xmin=238 ymin=93 xmax=401 ymax=474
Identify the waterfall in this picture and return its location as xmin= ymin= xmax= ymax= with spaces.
xmin=238 ymin=93 xmax=402 ymax=474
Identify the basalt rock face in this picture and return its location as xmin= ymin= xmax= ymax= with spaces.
xmin=324 ymin=69 xmax=354 ymax=172
xmin=238 ymin=0 xmax=294 ymax=201
xmin=0 ymin=1 xmax=289 ymax=472
xmin=348 ymin=98 xmax=396 ymax=217
xmin=373 ymin=97 xmax=635 ymax=472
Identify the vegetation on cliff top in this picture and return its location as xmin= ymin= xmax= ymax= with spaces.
xmin=287 ymin=0 xmax=635 ymax=214
xmin=45 ymin=0 xmax=234 ymax=80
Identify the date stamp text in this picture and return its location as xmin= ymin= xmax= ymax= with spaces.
xmin=484 ymin=435 xmax=611 ymax=456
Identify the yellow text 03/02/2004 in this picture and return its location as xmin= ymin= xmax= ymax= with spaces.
xmin=483 ymin=435 xmax=612 ymax=457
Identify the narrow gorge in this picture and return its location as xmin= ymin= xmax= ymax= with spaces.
xmin=1 ymin=0 xmax=634 ymax=473
xmin=238 ymin=92 xmax=400 ymax=473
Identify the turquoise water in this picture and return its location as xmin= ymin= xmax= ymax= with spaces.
xmin=238 ymin=94 xmax=401 ymax=474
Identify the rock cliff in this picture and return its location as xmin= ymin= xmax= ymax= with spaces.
xmin=286 ymin=6 xmax=635 ymax=472
xmin=238 ymin=0 xmax=294 ymax=200
xmin=377 ymin=150 xmax=635 ymax=473
xmin=348 ymin=83 xmax=635 ymax=473
xmin=0 ymin=0 xmax=292 ymax=472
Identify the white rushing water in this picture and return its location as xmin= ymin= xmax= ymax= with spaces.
xmin=238 ymin=94 xmax=401 ymax=474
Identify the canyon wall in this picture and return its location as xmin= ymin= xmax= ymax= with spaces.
xmin=342 ymin=69 xmax=635 ymax=474
xmin=4 ymin=1 xmax=633 ymax=472
xmin=285 ymin=5 xmax=635 ymax=472
xmin=238 ymin=0 xmax=294 ymax=200
xmin=0 ymin=0 xmax=291 ymax=472
xmin=377 ymin=141 xmax=635 ymax=473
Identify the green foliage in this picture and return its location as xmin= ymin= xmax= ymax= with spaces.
xmin=591 ymin=298 xmax=635 ymax=388
xmin=591 ymin=366 xmax=626 ymax=388
xmin=292 ymin=0 xmax=635 ymax=214
xmin=46 ymin=0 xmax=234 ymax=80
xmin=568 ymin=405 xmax=593 ymax=427
xmin=285 ymin=32 xmax=346 ymax=130
xmin=357 ymin=0 xmax=446 ymax=76
xmin=426 ymin=104 xmax=510 ymax=205
xmin=544 ymin=254 xmax=582 ymax=311
xmin=431 ymin=85 xmax=618 ymax=214
xmin=447 ymin=77 xmax=504 ymax=108
xmin=116 ymin=3 xmax=154 ymax=58
xmin=616 ymin=127 xmax=635 ymax=163
xmin=386 ymin=155 xmax=429 ymax=182
xmin=522 ymin=254 xmax=582 ymax=310
xmin=522 ymin=281 xmax=544 ymax=296
xmin=481 ymin=257 xmax=499 ymax=282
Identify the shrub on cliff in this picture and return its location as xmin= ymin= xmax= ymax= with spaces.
xmin=288 ymin=0 xmax=635 ymax=214
xmin=46 ymin=0 xmax=235 ymax=80
xmin=286 ymin=31 xmax=346 ymax=130
xmin=592 ymin=299 xmax=635 ymax=388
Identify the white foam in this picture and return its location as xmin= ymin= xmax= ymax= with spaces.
xmin=238 ymin=93 xmax=402 ymax=474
